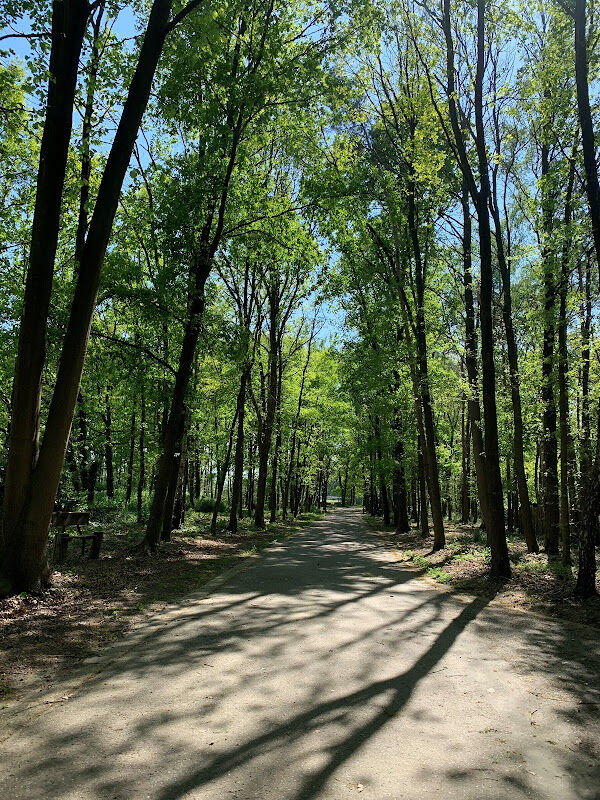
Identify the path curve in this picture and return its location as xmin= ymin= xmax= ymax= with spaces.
xmin=2 ymin=508 xmax=599 ymax=799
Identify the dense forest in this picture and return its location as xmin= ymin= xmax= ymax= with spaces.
xmin=1 ymin=0 xmax=600 ymax=602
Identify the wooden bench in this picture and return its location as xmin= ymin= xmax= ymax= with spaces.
xmin=51 ymin=512 xmax=104 ymax=564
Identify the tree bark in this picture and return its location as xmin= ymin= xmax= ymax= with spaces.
xmin=460 ymin=186 xmax=490 ymax=533
xmin=442 ymin=0 xmax=509 ymax=576
xmin=418 ymin=443 xmax=429 ymax=539
xmin=102 ymin=386 xmax=114 ymax=499
xmin=269 ymin=356 xmax=283 ymax=523
xmin=461 ymin=394 xmax=471 ymax=524
xmin=210 ymin=409 xmax=238 ymax=535
xmin=558 ymin=156 xmax=575 ymax=567
xmin=144 ymin=294 xmax=204 ymax=550
xmin=575 ymin=0 xmax=600 ymax=284
xmin=407 ymin=183 xmax=445 ymax=549
xmin=125 ymin=406 xmax=136 ymax=505
xmin=392 ymin=416 xmax=410 ymax=533
xmin=255 ymin=298 xmax=279 ymax=528
xmin=491 ymin=177 xmax=538 ymax=554
xmin=0 ymin=0 xmax=91 ymax=594
xmin=137 ymin=389 xmax=146 ymax=522
xmin=0 ymin=0 xmax=175 ymax=595
xmin=539 ymin=139 xmax=559 ymax=554
xmin=228 ymin=367 xmax=250 ymax=533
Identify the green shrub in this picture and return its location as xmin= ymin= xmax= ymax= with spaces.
xmin=427 ymin=567 xmax=452 ymax=583
xmin=195 ymin=496 xmax=226 ymax=513
xmin=472 ymin=526 xmax=485 ymax=544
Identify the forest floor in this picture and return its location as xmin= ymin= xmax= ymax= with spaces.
xmin=366 ymin=516 xmax=600 ymax=628
xmin=0 ymin=510 xmax=323 ymax=706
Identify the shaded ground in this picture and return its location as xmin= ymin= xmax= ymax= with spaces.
xmin=367 ymin=516 xmax=600 ymax=628
xmin=1 ymin=508 xmax=599 ymax=800
xmin=0 ymin=511 xmax=322 ymax=704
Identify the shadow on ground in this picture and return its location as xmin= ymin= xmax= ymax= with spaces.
xmin=2 ymin=509 xmax=599 ymax=800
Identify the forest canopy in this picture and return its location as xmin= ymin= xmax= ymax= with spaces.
xmin=1 ymin=0 xmax=600 ymax=601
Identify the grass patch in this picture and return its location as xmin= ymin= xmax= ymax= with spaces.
xmin=367 ymin=514 xmax=600 ymax=628
xmin=427 ymin=567 xmax=452 ymax=583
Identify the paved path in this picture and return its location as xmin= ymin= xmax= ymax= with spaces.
xmin=2 ymin=509 xmax=600 ymax=800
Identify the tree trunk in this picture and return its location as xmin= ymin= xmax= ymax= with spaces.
xmin=210 ymin=410 xmax=238 ymax=536
xmin=442 ymin=0 xmax=510 ymax=577
xmin=539 ymin=139 xmax=560 ymax=555
xmin=77 ymin=391 xmax=90 ymax=491
xmin=87 ymin=461 xmax=99 ymax=507
xmin=0 ymin=0 xmax=90 ymax=594
xmin=103 ymin=386 xmax=114 ymax=499
xmin=137 ymin=389 xmax=146 ymax=522
xmin=574 ymin=0 xmax=600 ymax=595
xmin=269 ymin=357 xmax=283 ymax=523
xmin=407 ymin=185 xmax=445 ymax=550
xmin=461 ymin=396 xmax=471 ymax=524
xmin=575 ymin=0 xmax=600 ymax=285
xmin=125 ymin=406 xmax=136 ymax=505
xmin=161 ymin=449 xmax=182 ymax=542
xmin=576 ymin=463 xmax=599 ymax=597
xmin=558 ymin=156 xmax=575 ymax=567
xmin=228 ymin=367 xmax=250 ymax=533
xmin=254 ymin=302 xmax=279 ymax=528
xmin=0 ymin=0 xmax=174 ymax=595
xmin=460 ymin=186 xmax=490 ymax=533
xmin=144 ymin=295 xmax=204 ymax=550
xmin=491 ymin=165 xmax=538 ymax=554
xmin=418 ymin=444 xmax=429 ymax=538
xmin=392 ymin=420 xmax=410 ymax=533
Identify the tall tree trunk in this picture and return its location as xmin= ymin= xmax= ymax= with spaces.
xmin=558 ymin=156 xmax=575 ymax=567
xmin=374 ymin=416 xmax=391 ymax=526
xmin=442 ymin=0 xmax=510 ymax=576
xmin=75 ymin=3 xmax=104 ymax=267
xmin=473 ymin=2 xmax=509 ymax=576
xmin=0 ymin=0 xmax=175 ymax=595
xmin=492 ymin=192 xmax=538 ymax=554
xmin=161 ymin=449 xmax=183 ymax=542
xmin=579 ymin=258 xmax=592 ymax=480
xmin=575 ymin=0 xmax=600 ymax=284
xmin=87 ymin=460 xmax=99 ymax=507
xmin=539 ymin=139 xmax=559 ymax=554
xmin=103 ymin=386 xmax=114 ymax=499
xmin=418 ymin=443 xmax=429 ymax=538
xmin=137 ymin=389 xmax=146 ymax=522
xmin=210 ymin=410 xmax=238 ymax=535
xmin=125 ymin=406 xmax=136 ymax=505
xmin=247 ymin=435 xmax=255 ymax=515
xmin=255 ymin=302 xmax=279 ymax=528
xmin=392 ymin=417 xmax=410 ymax=534
xmin=576 ymin=465 xmax=600 ymax=596
xmin=228 ymin=367 xmax=250 ymax=533
xmin=407 ymin=184 xmax=445 ymax=550
xmin=144 ymin=293 xmax=204 ymax=550
xmin=269 ymin=357 xmax=283 ymax=523
xmin=461 ymin=394 xmax=471 ymax=524
xmin=574 ymin=0 xmax=600 ymax=595
xmin=460 ymin=186 xmax=490 ymax=533
xmin=0 ymin=0 xmax=90 ymax=594
xmin=65 ymin=444 xmax=80 ymax=493
xmin=282 ymin=333 xmax=313 ymax=520
xmin=77 ymin=391 xmax=90 ymax=492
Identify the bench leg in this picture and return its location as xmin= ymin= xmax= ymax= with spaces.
xmin=89 ymin=531 xmax=104 ymax=559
